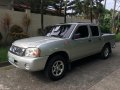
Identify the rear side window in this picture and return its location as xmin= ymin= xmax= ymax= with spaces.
xmin=90 ymin=26 xmax=99 ymax=36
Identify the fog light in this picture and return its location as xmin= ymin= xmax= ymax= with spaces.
xmin=25 ymin=63 xmax=30 ymax=70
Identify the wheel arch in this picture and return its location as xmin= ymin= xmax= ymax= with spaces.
xmin=103 ymin=42 xmax=112 ymax=52
xmin=45 ymin=51 xmax=70 ymax=69
xmin=105 ymin=42 xmax=111 ymax=46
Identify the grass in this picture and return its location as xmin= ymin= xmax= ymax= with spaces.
xmin=116 ymin=33 xmax=120 ymax=42
xmin=0 ymin=46 xmax=9 ymax=62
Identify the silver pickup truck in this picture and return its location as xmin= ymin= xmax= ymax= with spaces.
xmin=8 ymin=23 xmax=115 ymax=80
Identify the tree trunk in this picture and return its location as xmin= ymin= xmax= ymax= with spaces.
xmin=104 ymin=0 xmax=107 ymax=9
xmin=90 ymin=1 xmax=93 ymax=23
xmin=59 ymin=0 xmax=62 ymax=16
xmin=112 ymin=0 xmax=117 ymax=33
xmin=41 ymin=0 xmax=44 ymax=31
xmin=64 ymin=0 xmax=67 ymax=23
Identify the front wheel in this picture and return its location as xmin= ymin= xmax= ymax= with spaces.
xmin=100 ymin=45 xmax=111 ymax=59
xmin=45 ymin=55 xmax=67 ymax=81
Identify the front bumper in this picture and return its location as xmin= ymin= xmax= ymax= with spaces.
xmin=8 ymin=52 xmax=48 ymax=71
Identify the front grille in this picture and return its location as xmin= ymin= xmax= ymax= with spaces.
xmin=9 ymin=45 xmax=25 ymax=56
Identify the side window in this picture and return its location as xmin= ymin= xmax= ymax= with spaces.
xmin=73 ymin=25 xmax=89 ymax=39
xmin=90 ymin=26 xmax=99 ymax=36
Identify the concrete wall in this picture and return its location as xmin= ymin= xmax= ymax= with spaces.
xmin=0 ymin=9 xmax=90 ymax=43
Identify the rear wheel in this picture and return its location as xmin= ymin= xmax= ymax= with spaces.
xmin=100 ymin=45 xmax=111 ymax=59
xmin=45 ymin=55 xmax=67 ymax=81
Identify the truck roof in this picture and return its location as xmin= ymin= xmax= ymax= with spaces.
xmin=57 ymin=22 xmax=97 ymax=26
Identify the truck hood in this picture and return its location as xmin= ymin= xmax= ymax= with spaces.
xmin=13 ymin=36 xmax=63 ymax=48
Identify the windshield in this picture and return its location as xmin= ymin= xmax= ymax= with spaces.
xmin=46 ymin=25 xmax=71 ymax=38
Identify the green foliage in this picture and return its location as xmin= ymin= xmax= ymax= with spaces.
xmin=99 ymin=9 xmax=112 ymax=33
xmin=116 ymin=33 xmax=120 ymax=42
xmin=100 ymin=18 xmax=111 ymax=33
xmin=0 ymin=46 xmax=9 ymax=61
xmin=69 ymin=0 xmax=104 ymax=19
xmin=100 ymin=25 xmax=111 ymax=33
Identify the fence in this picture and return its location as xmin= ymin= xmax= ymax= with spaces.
xmin=0 ymin=9 xmax=90 ymax=43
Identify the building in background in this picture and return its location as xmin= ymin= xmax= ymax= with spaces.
xmin=0 ymin=0 xmax=12 ymax=9
xmin=0 ymin=0 xmax=30 ymax=11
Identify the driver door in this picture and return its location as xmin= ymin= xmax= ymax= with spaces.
xmin=69 ymin=25 xmax=92 ymax=61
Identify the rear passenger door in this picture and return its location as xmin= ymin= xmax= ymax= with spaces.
xmin=90 ymin=25 xmax=103 ymax=53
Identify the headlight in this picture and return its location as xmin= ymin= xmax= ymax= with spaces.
xmin=25 ymin=48 xmax=40 ymax=57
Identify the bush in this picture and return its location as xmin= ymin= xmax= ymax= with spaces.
xmin=10 ymin=25 xmax=29 ymax=40
xmin=0 ymin=46 xmax=9 ymax=61
xmin=116 ymin=33 xmax=120 ymax=42
xmin=10 ymin=25 xmax=23 ymax=33
xmin=100 ymin=25 xmax=111 ymax=33
xmin=99 ymin=13 xmax=111 ymax=33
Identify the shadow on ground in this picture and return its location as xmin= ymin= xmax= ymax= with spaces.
xmin=31 ymin=54 xmax=103 ymax=82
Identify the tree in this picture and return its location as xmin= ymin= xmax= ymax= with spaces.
xmin=92 ymin=0 xmax=104 ymax=23
xmin=67 ymin=0 xmax=104 ymax=21
xmin=100 ymin=9 xmax=112 ymax=33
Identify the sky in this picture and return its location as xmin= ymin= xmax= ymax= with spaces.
xmin=68 ymin=0 xmax=119 ymax=11
xmin=103 ymin=0 xmax=120 ymax=11
xmin=69 ymin=0 xmax=120 ymax=11
xmin=67 ymin=0 xmax=118 ymax=13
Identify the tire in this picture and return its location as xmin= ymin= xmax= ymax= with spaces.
xmin=100 ymin=45 xmax=111 ymax=59
xmin=45 ymin=55 xmax=67 ymax=81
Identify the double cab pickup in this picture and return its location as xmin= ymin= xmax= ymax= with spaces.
xmin=8 ymin=23 xmax=115 ymax=80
